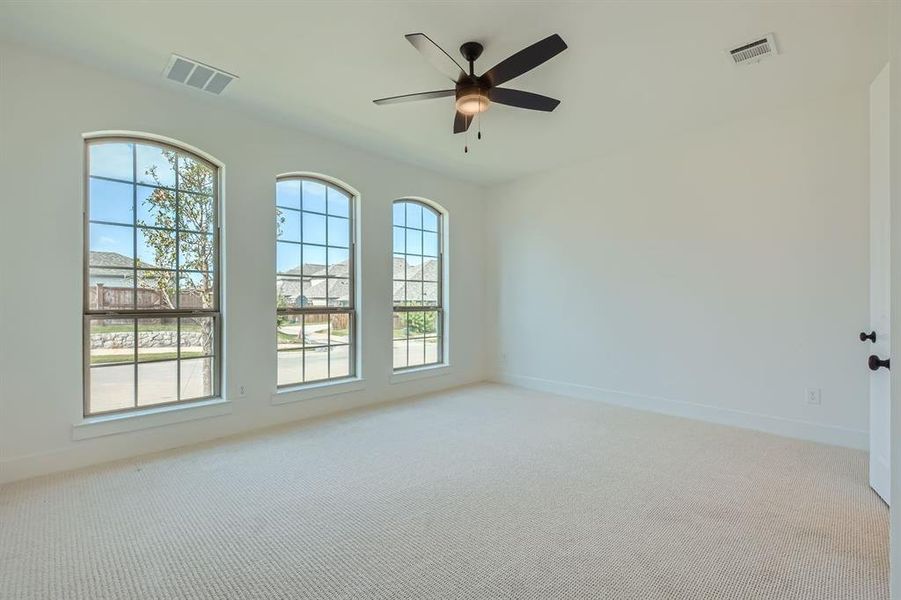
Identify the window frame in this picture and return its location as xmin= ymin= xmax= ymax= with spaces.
xmin=392 ymin=198 xmax=445 ymax=371
xmin=82 ymin=135 xmax=222 ymax=417
xmin=275 ymin=174 xmax=358 ymax=389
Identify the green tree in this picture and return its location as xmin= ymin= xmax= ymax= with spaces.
xmin=138 ymin=151 xmax=216 ymax=393
xmin=406 ymin=311 xmax=436 ymax=335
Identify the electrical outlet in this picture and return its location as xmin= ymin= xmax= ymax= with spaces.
xmin=238 ymin=385 xmax=246 ymax=397
xmin=805 ymin=387 xmax=821 ymax=405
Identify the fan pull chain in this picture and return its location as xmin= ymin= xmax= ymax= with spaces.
xmin=464 ymin=115 xmax=470 ymax=153
xmin=477 ymin=105 xmax=482 ymax=140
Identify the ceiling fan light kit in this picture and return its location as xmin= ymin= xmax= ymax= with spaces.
xmin=455 ymin=88 xmax=490 ymax=116
xmin=373 ymin=32 xmax=567 ymax=148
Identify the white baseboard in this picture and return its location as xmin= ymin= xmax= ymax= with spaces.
xmin=494 ymin=373 xmax=868 ymax=450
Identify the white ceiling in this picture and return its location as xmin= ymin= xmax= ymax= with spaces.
xmin=0 ymin=1 xmax=890 ymax=184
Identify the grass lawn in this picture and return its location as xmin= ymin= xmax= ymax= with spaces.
xmin=90 ymin=350 xmax=205 ymax=365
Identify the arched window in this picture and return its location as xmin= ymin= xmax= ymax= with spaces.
xmin=84 ymin=136 xmax=220 ymax=415
xmin=276 ymin=176 xmax=356 ymax=387
xmin=393 ymin=199 xmax=444 ymax=370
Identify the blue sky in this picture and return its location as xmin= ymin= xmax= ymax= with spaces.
xmin=90 ymin=144 xmax=438 ymax=273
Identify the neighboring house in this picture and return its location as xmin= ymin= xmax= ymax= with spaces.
xmin=89 ymin=251 xmax=207 ymax=309
xmin=392 ymin=256 xmax=440 ymax=305
xmin=88 ymin=251 xmax=136 ymax=288
xmin=277 ymin=262 xmax=351 ymax=307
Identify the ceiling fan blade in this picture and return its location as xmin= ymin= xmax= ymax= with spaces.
xmin=482 ymin=34 xmax=567 ymax=87
xmin=453 ymin=111 xmax=472 ymax=134
xmin=373 ymin=89 xmax=455 ymax=105
xmin=405 ymin=33 xmax=467 ymax=83
xmin=488 ymin=88 xmax=560 ymax=112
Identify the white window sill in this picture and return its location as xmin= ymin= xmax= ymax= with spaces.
xmin=72 ymin=398 xmax=232 ymax=441
xmin=390 ymin=363 xmax=451 ymax=384
xmin=271 ymin=377 xmax=365 ymax=405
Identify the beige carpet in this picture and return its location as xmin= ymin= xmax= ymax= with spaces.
xmin=0 ymin=383 xmax=888 ymax=599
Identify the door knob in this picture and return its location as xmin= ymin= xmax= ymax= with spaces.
xmin=869 ymin=355 xmax=890 ymax=371
xmin=860 ymin=331 xmax=876 ymax=343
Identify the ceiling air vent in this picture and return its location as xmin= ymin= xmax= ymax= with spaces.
xmin=163 ymin=54 xmax=237 ymax=94
xmin=728 ymin=34 xmax=778 ymax=66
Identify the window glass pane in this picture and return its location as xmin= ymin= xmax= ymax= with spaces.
xmin=277 ymin=350 xmax=303 ymax=386
xmin=86 ymin=140 xmax=219 ymax=416
xmin=303 ymin=277 xmax=328 ymax=307
xmin=302 ymin=245 xmax=327 ymax=276
xmin=408 ymin=310 xmax=437 ymax=337
xmin=393 ymin=202 xmax=405 ymax=226
xmin=422 ymin=208 xmax=438 ymax=232
xmin=277 ymin=314 xmax=303 ymax=350
xmin=179 ymin=232 xmax=215 ymax=272
xmin=304 ymin=313 xmax=330 ymax=347
xmin=406 ymin=228 xmax=423 ymax=255
xmin=180 ymin=357 xmax=214 ymax=400
xmin=178 ymin=272 xmax=214 ymax=309
xmin=136 ymin=185 xmax=175 ymax=228
xmin=393 ymin=281 xmax=406 ymax=304
xmin=136 ymin=144 xmax=176 ymax=188
xmin=328 ymin=216 xmax=349 ymax=248
xmin=407 ymin=338 xmax=426 ymax=367
xmin=277 ymin=242 xmax=301 ymax=274
xmin=302 ymin=180 xmax=327 ymax=213
xmin=90 ymin=223 xmax=134 ymax=260
xmin=327 ymin=187 xmax=350 ymax=217
xmin=177 ymin=155 xmax=214 ymax=194
xmin=303 ymin=212 xmax=327 ymax=245
xmin=393 ymin=227 xmax=405 ymax=253
xmin=423 ymin=231 xmax=439 ymax=257
xmin=423 ymin=282 xmax=439 ymax=305
xmin=89 ymin=178 xmax=133 ymax=224
xmin=328 ymin=278 xmax=350 ymax=307
xmin=425 ymin=337 xmax=440 ymax=364
xmin=277 ymin=208 xmax=301 ymax=242
xmin=276 ymin=177 xmax=355 ymax=387
xmin=90 ymin=142 xmax=133 ymax=182
xmin=405 ymin=281 xmax=423 ymax=305
xmin=427 ymin=311 xmax=441 ymax=336
xmin=137 ymin=317 xmax=179 ymax=362
xmin=329 ymin=313 xmax=351 ymax=345
xmin=90 ymin=318 xmax=135 ymax=366
xmin=89 ymin=268 xmax=135 ymax=310
xmin=393 ymin=338 xmax=407 ymax=369
xmin=137 ymin=227 xmax=175 ymax=269
xmin=89 ymin=365 xmax=135 ymax=413
xmin=393 ymin=255 xmax=406 ymax=280
xmin=405 ymin=255 xmax=423 ymax=282
xmin=329 ymin=345 xmax=350 ymax=379
xmin=137 ymin=270 xmax=175 ymax=310
xmin=277 ymin=275 xmax=304 ymax=309
xmin=277 ymin=179 xmax=301 ymax=210
xmin=422 ymin=258 xmax=439 ymax=282
xmin=137 ymin=360 xmax=178 ymax=406
xmin=181 ymin=316 xmax=215 ymax=357
xmin=406 ymin=202 xmax=422 ymax=229
xmin=328 ymin=247 xmax=349 ymax=277
xmin=178 ymin=192 xmax=215 ymax=233
xmin=393 ymin=313 xmax=408 ymax=339
xmin=304 ymin=347 xmax=329 ymax=381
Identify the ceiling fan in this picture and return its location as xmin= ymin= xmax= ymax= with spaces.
xmin=373 ymin=33 xmax=567 ymax=136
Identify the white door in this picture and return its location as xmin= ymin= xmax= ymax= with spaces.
xmin=869 ymin=64 xmax=891 ymax=505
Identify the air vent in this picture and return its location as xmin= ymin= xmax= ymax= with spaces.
xmin=163 ymin=54 xmax=237 ymax=94
xmin=728 ymin=34 xmax=778 ymax=66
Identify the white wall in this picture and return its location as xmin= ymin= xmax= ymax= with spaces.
xmin=487 ymin=89 xmax=871 ymax=448
xmin=0 ymin=43 xmax=488 ymax=484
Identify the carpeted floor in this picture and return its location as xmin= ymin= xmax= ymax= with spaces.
xmin=0 ymin=383 xmax=889 ymax=599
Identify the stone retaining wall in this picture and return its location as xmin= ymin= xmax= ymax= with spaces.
xmin=91 ymin=331 xmax=206 ymax=350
